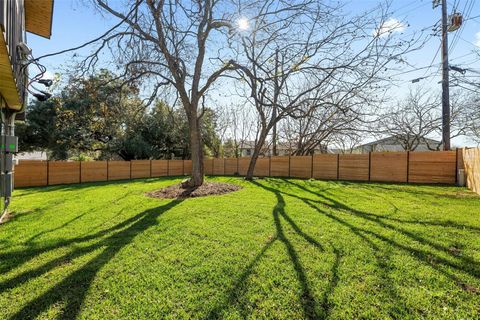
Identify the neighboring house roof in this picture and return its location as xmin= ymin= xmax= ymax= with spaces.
xmin=16 ymin=151 xmax=47 ymax=160
xmin=357 ymin=135 xmax=441 ymax=148
xmin=237 ymin=140 xmax=321 ymax=151
xmin=238 ymin=140 xmax=289 ymax=150
xmin=327 ymin=148 xmax=343 ymax=154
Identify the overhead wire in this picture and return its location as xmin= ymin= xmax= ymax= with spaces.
xmin=394 ymin=0 xmax=480 ymax=87
xmin=386 ymin=41 xmax=478 ymax=80
xmin=29 ymin=1 xmax=142 ymax=63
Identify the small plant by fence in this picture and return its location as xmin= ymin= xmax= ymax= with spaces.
xmin=14 ymin=149 xmax=470 ymax=189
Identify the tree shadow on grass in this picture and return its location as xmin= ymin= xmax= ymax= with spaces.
xmin=319 ymin=246 xmax=341 ymax=318
xmin=208 ymin=180 xmax=337 ymax=319
xmin=1 ymin=200 xmax=181 ymax=320
xmin=287 ymin=181 xmax=480 ymax=277
xmin=278 ymin=180 xmax=480 ymax=288
xmin=256 ymin=181 xmax=344 ymax=319
xmin=256 ymin=181 xmax=409 ymax=318
xmin=284 ymin=179 xmax=480 ymax=233
xmin=24 ymin=192 xmax=133 ymax=245
xmin=14 ymin=176 xmax=183 ymax=195
xmin=206 ymin=236 xmax=277 ymax=319
xmin=0 ymin=195 xmax=173 ymax=275
xmin=270 ymin=187 xmax=319 ymax=319
xmin=339 ymin=181 xmax=475 ymax=198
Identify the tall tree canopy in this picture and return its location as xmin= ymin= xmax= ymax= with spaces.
xmin=17 ymin=70 xmax=221 ymax=160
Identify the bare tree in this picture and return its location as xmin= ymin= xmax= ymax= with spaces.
xmin=327 ymin=132 xmax=364 ymax=154
xmin=379 ymin=88 xmax=441 ymax=150
xmin=461 ymin=92 xmax=480 ymax=145
xmin=450 ymin=90 xmax=474 ymax=145
xmin=228 ymin=1 xmax=424 ymax=179
xmin=220 ymin=103 xmax=256 ymax=157
xmin=379 ymin=87 xmax=471 ymax=150
xmin=453 ymin=90 xmax=480 ymax=144
xmin=82 ymin=0 xmax=246 ymax=186
xmin=278 ymin=90 xmax=371 ymax=155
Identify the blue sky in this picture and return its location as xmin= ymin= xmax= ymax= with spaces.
xmin=27 ymin=0 xmax=480 ymax=146
xmin=29 ymin=1 xmax=480 ymax=84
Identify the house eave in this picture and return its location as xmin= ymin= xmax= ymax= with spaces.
xmin=0 ymin=32 xmax=22 ymax=110
xmin=25 ymin=0 xmax=54 ymax=39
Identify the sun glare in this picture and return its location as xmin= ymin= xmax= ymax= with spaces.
xmin=237 ymin=17 xmax=249 ymax=31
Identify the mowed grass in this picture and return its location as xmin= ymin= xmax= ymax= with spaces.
xmin=0 ymin=177 xmax=479 ymax=319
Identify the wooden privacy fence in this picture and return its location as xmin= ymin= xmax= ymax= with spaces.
xmin=14 ymin=159 xmax=193 ymax=187
xmin=462 ymin=148 xmax=480 ymax=194
xmin=13 ymin=150 xmax=467 ymax=188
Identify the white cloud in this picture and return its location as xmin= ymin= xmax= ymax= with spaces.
xmin=374 ymin=18 xmax=407 ymax=37
xmin=475 ymin=31 xmax=480 ymax=47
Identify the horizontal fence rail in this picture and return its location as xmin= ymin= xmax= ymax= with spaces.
xmin=13 ymin=149 xmax=476 ymax=190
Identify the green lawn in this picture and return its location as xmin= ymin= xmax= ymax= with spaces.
xmin=0 ymin=177 xmax=479 ymax=319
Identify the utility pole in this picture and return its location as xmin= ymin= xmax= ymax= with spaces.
xmin=272 ymin=48 xmax=279 ymax=157
xmin=440 ymin=0 xmax=451 ymax=150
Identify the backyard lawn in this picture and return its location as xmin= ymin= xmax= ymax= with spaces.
xmin=0 ymin=177 xmax=479 ymax=319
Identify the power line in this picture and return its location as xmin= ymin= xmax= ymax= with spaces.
xmin=465 ymin=14 xmax=480 ymax=22
xmin=403 ymin=60 xmax=480 ymax=83
xmin=388 ymin=62 xmax=440 ymax=79
xmin=454 ymin=83 xmax=479 ymax=93
xmin=394 ymin=1 xmax=431 ymax=17
xmin=394 ymin=0 xmax=424 ymax=14
xmin=32 ymin=2 xmax=142 ymax=63
xmin=457 ymin=35 xmax=480 ymax=48
xmin=387 ymin=51 xmax=477 ymax=79
xmin=422 ymin=41 xmax=442 ymax=78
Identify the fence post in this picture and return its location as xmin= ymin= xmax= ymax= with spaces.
xmin=167 ymin=160 xmax=170 ymax=176
xmin=406 ymin=151 xmax=410 ymax=183
xmin=311 ymin=154 xmax=314 ymax=179
xmin=129 ymin=161 xmax=132 ymax=179
xmin=47 ymin=160 xmax=50 ymax=186
xmin=269 ymin=156 xmax=272 ymax=177
xmin=336 ymin=154 xmax=340 ymax=180
xmin=150 ymin=160 xmax=152 ymax=178
xmin=455 ymin=148 xmax=459 ymax=185
xmin=223 ymin=157 xmax=226 ymax=176
xmin=368 ymin=152 xmax=371 ymax=182
xmin=107 ymin=160 xmax=110 ymax=181
xmin=288 ymin=156 xmax=291 ymax=178
xmin=79 ymin=161 xmax=82 ymax=184
xmin=182 ymin=159 xmax=185 ymax=176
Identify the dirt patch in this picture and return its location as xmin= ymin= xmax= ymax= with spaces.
xmin=0 ymin=211 xmax=13 ymax=225
xmin=147 ymin=181 xmax=242 ymax=199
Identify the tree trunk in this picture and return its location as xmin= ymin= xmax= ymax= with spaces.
xmin=245 ymin=130 xmax=268 ymax=180
xmin=188 ymin=112 xmax=204 ymax=187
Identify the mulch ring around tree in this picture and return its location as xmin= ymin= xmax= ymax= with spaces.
xmin=146 ymin=181 xmax=243 ymax=199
